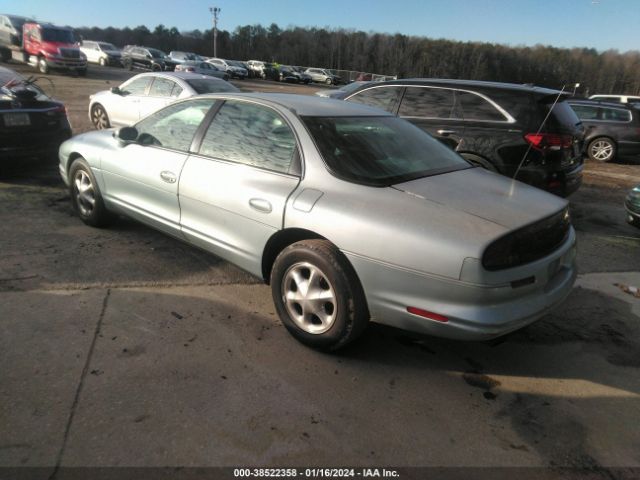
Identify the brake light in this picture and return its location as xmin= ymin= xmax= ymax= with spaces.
xmin=524 ymin=133 xmax=573 ymax=151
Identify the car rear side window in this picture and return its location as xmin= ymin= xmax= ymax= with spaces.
xmin=601 ymin=107 xmax=631 ymax=122
xmin=348 ymin=86 xmax=403 ymax=114
xmin=398 ymin=87 xmax=455 ymax=119
xmin=134 ymin=99 xmax=215 ymax=152
xmin=148 ymin=78 xmax=176 ymax=97
xmin=570 ymin=104 xmax=599 ymax=120
xmin=198 ymin=101 xmax=297 ymax=174
xmin=457 ymin=91 xmax=507 ymax=121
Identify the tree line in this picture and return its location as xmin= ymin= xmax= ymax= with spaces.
xmin=75 ymin=23 xmax=640 ymax=96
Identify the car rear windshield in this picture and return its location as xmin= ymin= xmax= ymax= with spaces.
xmin=540 ymin=99 xmax=582 ymax=133
xmin=302 ymin=116 xmax=471 ymax=186
xmin=186 ymin=79 xmax=238 ymax=94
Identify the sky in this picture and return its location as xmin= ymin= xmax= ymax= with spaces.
xmin=2 ymin=0 xmax=638 ymax=53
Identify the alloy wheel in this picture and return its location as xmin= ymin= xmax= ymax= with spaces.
xmin=590 ymin=139 xmax=614 ymax=162
xmin=73 ymin=170 xmax=96 ymax=217
xmin=281 ymin=262 xmax=337 ymax=334
xmin=91 ymin=105 xmax=109 ymax=129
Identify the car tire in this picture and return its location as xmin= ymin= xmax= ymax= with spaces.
xmin=270 ymin=239 xmax=369 ymax=351
xmin=78 ymin=68 xmax=87 ymax=77
xmin=461 ymin=153 xmax=498 ymax=172
xmin=69 ymin=158 xmax=112 ymax=228
xmin=152 ymin=64 xmax=161 ymax=72
xmin=588 ymin=137 xmax=616 ymax=162
xmin=38 ymin=57 xmax=49 ymax=74
xmin=99 ymin=57 xmax=106 ymax=67
xmin=90 ymin=103 xmax=111 ymax=130
xmin=325 ymin=78 xmax=332 ymax=85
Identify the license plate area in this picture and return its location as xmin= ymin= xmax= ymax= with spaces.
xmin=4 ymin=112 xmax=31 ymax=127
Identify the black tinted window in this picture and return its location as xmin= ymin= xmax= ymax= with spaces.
xmin=457 ymin=91 xmax=506 ymax=121
xmin=601 ymin=107 xmax=631 ymax=122
xmin=570 ymin=104 xmax=599 ymax=120
xmin=348 ymin=87 xmax=403 ymax=113
xmin=398 ymin=87 xmax=455 ymax=118
xmin=303 ymin=116 xmax=470 ymax=186
xmin=135 ymin=99 xmax=214 ymax=152
xmin=199 ymin=101 xmax=297 ymax=174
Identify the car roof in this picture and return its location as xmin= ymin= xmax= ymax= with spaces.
xmin=197 ymin=92 xmax=396 ymax=117
xmin=568 ymin=99 xmax=636 ymax=109
xmin=355 ymin=78 xmax=565 ymax=96
xmin=132 ymin=71 xmax=225 ymax=81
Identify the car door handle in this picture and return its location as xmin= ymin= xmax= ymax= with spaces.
xmin=160 ymin=171 xmax=177 ymax=184
xmin=437 ymin=129 xmax=457 ymax=136
xmin=249 ymin=198 xmax=272 ymax=213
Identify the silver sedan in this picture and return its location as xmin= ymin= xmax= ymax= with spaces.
xmin=60 ymin=93 xmax=576 ymax=350
xmin=88 ymin=71 xmax=239 ymax=130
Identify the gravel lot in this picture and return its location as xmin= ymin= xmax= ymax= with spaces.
xmin=1 ymin=62 xmax=640 ymax=477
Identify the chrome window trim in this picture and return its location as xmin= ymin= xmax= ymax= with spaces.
xmin=346 ymin=84 xmax=517 ymax=124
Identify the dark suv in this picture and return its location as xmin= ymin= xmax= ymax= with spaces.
xmin=121 ymin=46 xmax=169 ymax=72
xmin=568 ymin=99 xmax=640 ymax=162
xmin=331 ymin=79 xmax=585 ymax=196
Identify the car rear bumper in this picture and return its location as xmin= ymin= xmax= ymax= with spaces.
xmin=345 ymin=229 xmax=577 ymax=341
xmin=1 ymin=128 xmax=72 ymax=160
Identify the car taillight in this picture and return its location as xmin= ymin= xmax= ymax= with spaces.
xmin=524 ymin=133 xmax=573 ymax=151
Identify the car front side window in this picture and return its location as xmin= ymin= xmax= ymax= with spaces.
xmin=198 ymin=101 xmax=297 ymax=174
xmin=120 ymin=77 xmax=152 ymax=96
xmin=134 ymin=99 xmax=215 ymax=152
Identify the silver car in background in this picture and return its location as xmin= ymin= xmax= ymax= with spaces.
xmin=87 ymin=71 xmax=239 ymax=129
xmin=174 ymin=61 xmax=229 ymax=80
xmin=60 ymin=93 xmax=576 ymax=350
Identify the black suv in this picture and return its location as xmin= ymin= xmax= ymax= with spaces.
xmin=331 ymin=79 xmax=585 ymax=196
xmin=568 ymin=99 xmax=640 ymax=163
xmin=121 ymin=46 xmax=170 ymax=72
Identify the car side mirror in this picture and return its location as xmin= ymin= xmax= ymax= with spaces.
xmin=111 ymin=86 xmax=122 ymax=95
xmin=115 ymin=126 xmax=138 ymax=145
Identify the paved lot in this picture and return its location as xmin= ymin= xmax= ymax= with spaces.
xmin=1 ymin=63 xmax=640 ymax=477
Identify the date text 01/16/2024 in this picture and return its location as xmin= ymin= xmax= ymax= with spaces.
xmin=233 ymin=468 xmax=400 ymax=478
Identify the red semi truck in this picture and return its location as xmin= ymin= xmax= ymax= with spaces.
xmin=1 ymin=21 xmax=87 ymax=75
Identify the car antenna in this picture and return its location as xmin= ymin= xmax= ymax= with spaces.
xmin=510 ymin=84 xmax=567 ymax=193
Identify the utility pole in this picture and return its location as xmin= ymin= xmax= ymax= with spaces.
xmin=209 ymin=6 xmax=221 ymax=58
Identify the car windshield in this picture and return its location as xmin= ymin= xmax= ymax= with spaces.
xmin=99 ymin=43 xmax=117 ymax=51
xmin=8 ymin=16 xmax=30 ymax=29
xmin=186 ymin=79 xmax=238 ymax=94
xmin=303 ymin=116 xmax=471 ymax=186
xmin=41 ymin=28 xmax=78 ymax=43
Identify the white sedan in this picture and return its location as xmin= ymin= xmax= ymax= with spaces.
xmin=88 ymin=71 xmax=239 ymax=129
